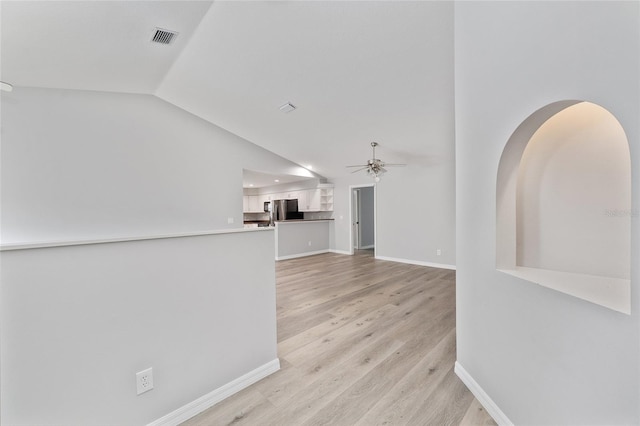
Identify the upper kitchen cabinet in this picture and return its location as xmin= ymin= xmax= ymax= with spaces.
xmin=242 ymin=195 xmax=262 ymax=213
xmin=299 ymin=186 xmax=333 ymax=212
xmin=300 ymin=189 xmax=320 ymax=212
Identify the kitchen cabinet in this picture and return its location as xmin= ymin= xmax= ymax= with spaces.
xmin=296 ymin=191 xmax=308 ymax=211
xmin=249 ymin=196 xmax=261 ymax=213
xmin=270 ymin=191 xmax=301 ymax=201
xmin=243 ymin=195 xmax=262 ymax=213
xmin=286 ymin=191 xmax=301 ymax=200
xmin=252 ymin=185 xmax=333 ymax=213
xmin=300 ymin=189 xmax=320 ymax=212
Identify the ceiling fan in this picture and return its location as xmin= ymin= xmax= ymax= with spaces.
xmin=346 ymin=142 xmax=406 ymax=181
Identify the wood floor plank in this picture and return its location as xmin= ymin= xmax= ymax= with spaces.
xmin=300 ymin=305 xmax=457 ymax=426
xmin=460 ymin=397 xmax=498 ymax=426
xmin=180 ymin=250 xmax=496 ymax=426
xmin=255 ymin=338 xmax=406 ymax=424
xmin=182 ymin=387 xmax=274 ymax=426
xmin=277 ymin=280 xmax=408 ymax=356
xmin=353 ymin=328 xmax=458 ymax=426
xmin=405 ymin=365 xmax=476 ymax=426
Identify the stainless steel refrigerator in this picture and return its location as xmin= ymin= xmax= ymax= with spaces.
xmin=270 ymin=199 xmax=303 ymax=224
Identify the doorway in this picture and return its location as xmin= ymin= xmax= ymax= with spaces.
xmin=350 ymin=184 xmax=376 ymax=255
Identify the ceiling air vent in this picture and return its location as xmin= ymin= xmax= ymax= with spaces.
xmin=151 ymin=28 xmax=178 ymax=45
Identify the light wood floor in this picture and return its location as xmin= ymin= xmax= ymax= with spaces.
xmin=182 ymin=250 xmax=496 ymax=426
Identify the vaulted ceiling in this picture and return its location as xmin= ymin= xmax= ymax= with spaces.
xmin=1 ymin=1 xmax=455 ymax=180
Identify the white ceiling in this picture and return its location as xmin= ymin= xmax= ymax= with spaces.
xmin=0 ymin=1 xmax=213 ymax=93
xmin=1 ymin=1 xmax=454 ymax=180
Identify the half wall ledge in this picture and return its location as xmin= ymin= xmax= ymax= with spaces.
xmin=499 ymin=267 xmax=630 ymax=315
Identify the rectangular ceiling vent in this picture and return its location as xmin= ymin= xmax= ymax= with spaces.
xmin=151 ymin=28 xmax=178 ymax=45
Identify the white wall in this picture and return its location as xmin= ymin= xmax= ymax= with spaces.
xmin=331 ymin=161 xmax=456 ymax=266
xmin=1 ymin=230 xmax=277 ymax=425
xmin=0 ymin=87 xmax=307 ymax=244
xmin=322 ymin=1 xmax=455 ymax=266
xmin=328 ymin=6 xmax=455 ymax=264
xmin=0 ymin=87 xmax=307 ymax=423
xmin=276 ymin=221 xmax=330 ymax=259
xmin=455 ymin=1 xmax=639 ymax=424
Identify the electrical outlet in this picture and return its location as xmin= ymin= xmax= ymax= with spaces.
xmin=227 ymin=217 xmax=234 ymax=224
xmin=308 ymin=241 xmax=312 ymax=247
xmin=436 ymin=249 xmax=442 ymax=256
xmin=136 ymin=368 xmax=154 ymax=395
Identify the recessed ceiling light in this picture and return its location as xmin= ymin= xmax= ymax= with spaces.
xmin=249 ymin=184 xmax=254 ymax=187
xmin=274 ymin=179 xmax=280 ymax=183
xmin=279 ymin=103 xmax=296 ymax=113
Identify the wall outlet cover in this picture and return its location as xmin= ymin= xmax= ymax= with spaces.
xmin=136 ymin=368 xmax=154 ymax=395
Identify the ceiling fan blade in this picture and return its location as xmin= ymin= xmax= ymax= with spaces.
xmin=350 ymin=167 xmax=369 ymax=174
xmin=345 ymin=142 xmax=407 ymax=177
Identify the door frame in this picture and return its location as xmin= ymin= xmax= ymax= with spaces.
xmin=352 ymin=188 xmax=361 ymax=250
xmin=349 ymin=183 xmax=376 ymax=255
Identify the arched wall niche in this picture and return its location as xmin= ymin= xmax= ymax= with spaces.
xmin=496 ymin=100 xmax=631 ymax=314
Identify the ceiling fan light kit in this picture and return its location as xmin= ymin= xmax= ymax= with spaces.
xmin=346 ymin=141 xmax=405 ymax=181
xmin=0 ymin=81 xmax=13 ymax=92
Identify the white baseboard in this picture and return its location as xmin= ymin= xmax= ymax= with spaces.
xmin=454 ymin=361 xmax=513 ymax=426
xmin=276 ymin=249 xmax=330 ymax=261
xmin=374 ymin=255 xmax=456 ymax=270
xmin=329 ymin=249 xmax=352 ymax=255
xmin=359 ymin=245 xmax=375 ymax=249
xmin=148 ymin=358 xmax=280 ymax=426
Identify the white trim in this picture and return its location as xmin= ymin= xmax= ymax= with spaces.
xmin=0 ymin=227 xmax=273 ymax=252
xmin=148 ymin=359 xmax=280 ymax=426
xmin=353 ymin=188 xmax=360 ymax=250
xmin=276 ymin=249 xmax=331 ymax=261
xmin=454 ymin=361 xmax=513 ymax=426
xmin=375 ymin=255 xmax=456 ymax=270
xmin=329 ymin=249 xmax=352 ymax=255
xmin=359 ymin=245 xmax=374 ymax=250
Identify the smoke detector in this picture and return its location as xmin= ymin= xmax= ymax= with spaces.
xmin=151 ymin=28 xmax=178 ymax=45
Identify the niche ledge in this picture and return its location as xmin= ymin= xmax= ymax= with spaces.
xmin=498 ymin=267 xmax=630 ymax=315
